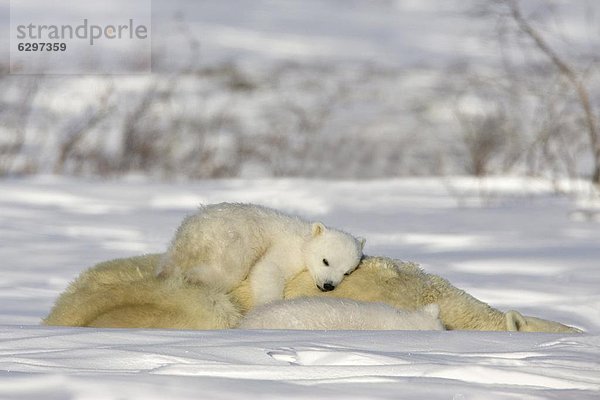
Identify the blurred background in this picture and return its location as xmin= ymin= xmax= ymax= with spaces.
xmin=1 ymin=0 xmax=599 ymax=183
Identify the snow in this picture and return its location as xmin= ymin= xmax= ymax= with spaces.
xmin=1 ymin=328 xmax=599 ymax=399
xmin=1 ymin=176 xmax=599 ymax=399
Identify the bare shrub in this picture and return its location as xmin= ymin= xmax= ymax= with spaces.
xmin=480 ymin=0 xmax=600 ymax=185
xmin=456 ymin=109 xmax=509 ymax=177
xmin=118 ymin=77 xmax=180 ymax=175
xmin=53 ymin=83 xmax=115 ymax=174
xmin=0 ymin=69 xmax=40 ymax=176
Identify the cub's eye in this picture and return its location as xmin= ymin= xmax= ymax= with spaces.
xmin=322 ymin=258 xmax=329 ymax=266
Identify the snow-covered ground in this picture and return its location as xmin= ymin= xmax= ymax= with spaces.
xmin=1 ymin=176 xmax=599 ymax=399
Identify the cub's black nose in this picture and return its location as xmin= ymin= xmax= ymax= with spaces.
xmin=322 ymin=283 xmax=335 ymax=292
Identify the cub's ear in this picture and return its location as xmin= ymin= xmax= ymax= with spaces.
xmin=311 ymin=222 xmax=326 ymax=237
xmin=358 ymin=237 xmax=366 ymax=250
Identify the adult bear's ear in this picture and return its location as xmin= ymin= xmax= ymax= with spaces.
xmin=358 ymin=237 xmax=366 ymax=250
xmin=505 ymin=310 xmax=527 ymax=331
xmin=311 ymin=222 xmax=326 ymax=237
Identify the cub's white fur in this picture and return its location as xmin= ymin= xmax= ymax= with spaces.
xmin=158 ymin=203 xmax=365 ymax=305
xmin=238 ymin=297 xmax=444 ymax=330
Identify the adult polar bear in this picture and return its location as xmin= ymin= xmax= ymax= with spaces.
xmin=43 ymin=254 xmax=580 ymax=333
xmin=158 ymin=203 xmax=365 ymax=305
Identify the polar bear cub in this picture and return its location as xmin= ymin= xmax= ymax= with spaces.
xmin=238 ymin=297 xmax=444 ymax=330
xmin=157 ymin=203 xmax=365 ymax=305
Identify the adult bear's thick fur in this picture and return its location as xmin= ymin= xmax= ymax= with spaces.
xmin=43 ymin=254 xmax=581 ymax=333
xmin=44 ymin=254 xmax=240 ymax=329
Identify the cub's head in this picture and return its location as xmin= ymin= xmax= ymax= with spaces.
xmin=304 ymin=222 xmax=365 ymax=292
